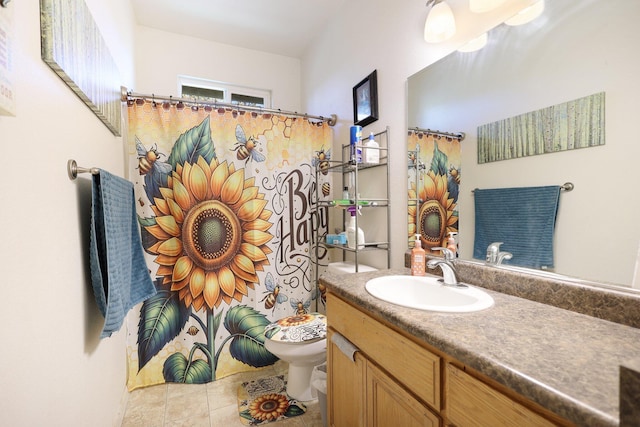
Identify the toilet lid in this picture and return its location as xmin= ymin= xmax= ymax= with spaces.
xmin=264 ymin=313 xmax=327 ymax=344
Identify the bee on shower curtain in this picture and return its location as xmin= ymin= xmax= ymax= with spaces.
xmin=232 ymin=124 xmax=266 ymax=164
xmin=261 ymin=272 xmax=288 ymax=314
xmin=312 ymin=147 xmax=331 ymax=175
xmin=135 ymin=137 xmax=172 ymax=200
xmin=290 ymin=297 xmax=311 ymax=315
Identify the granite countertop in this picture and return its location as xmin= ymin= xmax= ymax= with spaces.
xmin=320 ymin=268 xmax=640 ymax=427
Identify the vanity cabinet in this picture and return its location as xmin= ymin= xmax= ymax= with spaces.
xmin=326 ymin=293 xmax=570 ymax=427
xmin=327 ymin=293 xmax=440 ymax=426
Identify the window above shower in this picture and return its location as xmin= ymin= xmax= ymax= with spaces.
xmin=178 ymin=75 xmax=272 ymax=108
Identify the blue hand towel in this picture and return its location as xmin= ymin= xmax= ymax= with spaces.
xmin=473 ymin=185 xmax=561 ymax=269
xmin=90 ymin=170 xmax=156 ymax=338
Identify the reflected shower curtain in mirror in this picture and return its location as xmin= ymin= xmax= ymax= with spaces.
xmin=125 ymin=100 xmax=332 ymax=390
xmin=407 ymin=130 xmax=461 ymax=250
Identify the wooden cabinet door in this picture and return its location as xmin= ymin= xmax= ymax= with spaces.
xmin=366 ymin=361 xmax=441 ymax=427
xmin=328 ymin=328 xmax=366 ymax=427
xmin=327 ymin=293 xmax=441 ymax=410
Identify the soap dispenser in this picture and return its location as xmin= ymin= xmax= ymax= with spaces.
xmin=446 ymin=232 xmax=458 ymax=258
xmin=411 ymin=234 xmax=426 ymax=276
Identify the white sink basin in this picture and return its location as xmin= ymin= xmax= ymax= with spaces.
xmin=365 ymin=275 xmax=494 ymax=313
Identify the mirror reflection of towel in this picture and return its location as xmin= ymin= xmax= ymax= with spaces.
xmin=473 ymin=186 xmax=561 ymax=269
xmin=89 ymin=170 xmax=156 ymax=339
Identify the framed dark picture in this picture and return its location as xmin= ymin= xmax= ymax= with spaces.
xmin=353 ymin=70 xmax=378 ymax=127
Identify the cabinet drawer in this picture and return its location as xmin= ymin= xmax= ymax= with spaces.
xmin=327 ymin=294 xmax=441 ymax=409
xmin=446 ymin=364 xmax=557 ymax=427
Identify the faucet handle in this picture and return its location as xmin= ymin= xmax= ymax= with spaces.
xmin=486 ymin=242 xmax=504 ymax=263
xmin=432 ymin=247 xmax=455 ymax=261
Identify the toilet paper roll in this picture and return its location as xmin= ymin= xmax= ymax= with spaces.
xmin=331 ymin=332 xmax=359 ymax=361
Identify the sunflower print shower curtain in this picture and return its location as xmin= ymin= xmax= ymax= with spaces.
xmin=125 ymin=100 xmax=332 ymax=390
xmin=407 ymin=130 xmax=461 ymax=250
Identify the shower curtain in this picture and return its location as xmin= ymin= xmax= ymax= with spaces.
xmin=125 ymin=100 xmax=332 ymax=390
xmin=407 ymin=130 xmax=461 ymax=250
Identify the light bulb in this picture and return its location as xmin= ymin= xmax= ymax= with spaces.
xmin=469 ymin=0 xmax=507 ymax=13
xmin=424 ymin=1 xmax=456 ymax=43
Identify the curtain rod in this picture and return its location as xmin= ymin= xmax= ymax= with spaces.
xmin=409 ymin=126 xmax=465 ymax=141
xmin=120 ymin=87 xmax=337 ymax=126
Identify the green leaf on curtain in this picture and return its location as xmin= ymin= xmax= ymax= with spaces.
xmin=224 ymin=305 xmax=279 ymax=368
xmin=138 ymin=216 xmax=158 ymax=254
xmin=138 ymin=286 xmax=191 ymax=371
xmin=430 ymin=142 xmax=449 ymax=176
xmin=162 ymin=352 xmax=212 ymax=384
xmin=167 ymin=116 xmax=216 ymax=168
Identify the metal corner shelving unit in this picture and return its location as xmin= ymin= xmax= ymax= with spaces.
xmin=313 ymin=126 xmax=391 ymax=292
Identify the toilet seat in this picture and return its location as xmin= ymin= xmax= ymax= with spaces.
xmin=264 ymin=313 xmax=326 ymax=344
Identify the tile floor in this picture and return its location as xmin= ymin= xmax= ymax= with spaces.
xmin=121 ymin=361 xmax=324 ymax=427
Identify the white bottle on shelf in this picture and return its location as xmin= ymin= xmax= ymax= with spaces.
xmin=346 ymin=207 xmax=365 ymax=250
xmin=364 ymin=132 xmax=379 ymax=164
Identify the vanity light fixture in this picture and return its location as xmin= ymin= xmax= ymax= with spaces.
xmin=505 ymin=0 xmax=545 ymax=26
xmin=457 ymin=32 xmax=488 ymax=52
xmin=469 ymin=0 xmax=507 ymax=13
xmin=424 ymin=0 xmax=457 ymax=43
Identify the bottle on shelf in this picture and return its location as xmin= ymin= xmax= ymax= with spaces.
xmin=364 ymin=132 xmax=379 ymax=164
xmin=346 ymin=206 xmax=365 ymax=250
xmin=350 ymin=125 xmax=362 ymax=164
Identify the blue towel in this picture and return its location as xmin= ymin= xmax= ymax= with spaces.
xmin=473 ymin=185 xmax=561 ymax=269
xmin=90 ymin=170 xmax=156 ymax=338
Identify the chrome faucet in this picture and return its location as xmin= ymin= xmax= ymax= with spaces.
xmin=427 ymin=247 xmax=465 ymax=287
xmin=486 ymin=242 xmax=503 ymax=264
xmin=486 ymin=242 xmax=513 ymax=265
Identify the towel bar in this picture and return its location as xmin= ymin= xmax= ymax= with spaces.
xmin=67 ymin=159 xmax=100 ymax=180
xmin=472 ymin=182 xmax=574 ymax=193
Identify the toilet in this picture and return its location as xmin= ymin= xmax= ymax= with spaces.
xmin=263 ymin=263 xmax=377 ymax=401
xmin=264 ymin=313 xmax=327 ymax=401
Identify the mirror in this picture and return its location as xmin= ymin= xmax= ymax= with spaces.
xmin=407 ymin=0 xmax=640 ymax=288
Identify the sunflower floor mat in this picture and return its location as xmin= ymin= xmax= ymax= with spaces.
xmin=237 ymin=374 xmax=307 ymax=425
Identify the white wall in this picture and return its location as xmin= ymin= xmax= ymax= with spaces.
xmin=134 ymin=26 xmax=301 ymax=111
xmin=0 ymin=1 xmax=135 ymax=426
xmin=301 ymin=0 xmax=533 ymax=269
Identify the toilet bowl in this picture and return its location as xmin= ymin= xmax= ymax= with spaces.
xmin=264 ymin=313 xmax=327 ymax=401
